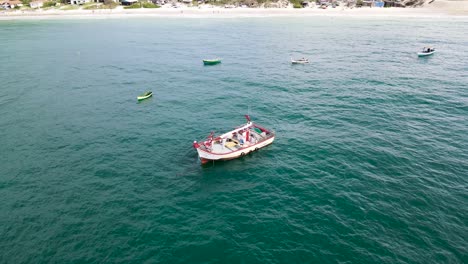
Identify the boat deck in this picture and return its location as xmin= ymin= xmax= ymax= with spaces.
xmin=211 ymin=141 xmax=242 ymax=154
xmin=204 ymin=127 xmax=270 ymax=154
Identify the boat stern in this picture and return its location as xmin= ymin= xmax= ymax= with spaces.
xmin=193 ymin=141 xmax=216 ymax=164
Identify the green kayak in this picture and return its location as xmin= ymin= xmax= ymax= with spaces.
xmin=203 ymin=58 xmax=221 ymax=65
xmin=137 ymin=91 xmax=152 ymax=101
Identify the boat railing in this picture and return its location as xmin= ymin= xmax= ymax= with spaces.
xmin=199 ymin=130 xmax=274 ymax=153
xmin=197 ymin=123 xmax=274 ymax=153
xmin=251 ymin=128 xmax=275 ymax=143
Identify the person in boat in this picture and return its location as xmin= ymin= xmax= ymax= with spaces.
xmin=250 ymin=133 xmax=257 ymax=144
xmin=238 ymin=131 xmax=245 ymax=145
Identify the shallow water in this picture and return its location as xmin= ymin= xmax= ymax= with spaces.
xmin=0 ymin=17 xmax=467 ymax=263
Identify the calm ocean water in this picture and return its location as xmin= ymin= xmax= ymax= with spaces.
xmin=0 ymin=16 xmax=467 ymax=263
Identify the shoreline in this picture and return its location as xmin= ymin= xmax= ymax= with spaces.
xmin=1 ymin=6 xmax=468 ymax=20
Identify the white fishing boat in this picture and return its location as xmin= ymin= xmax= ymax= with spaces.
xmin=418 ymin=47 xmax=436 ymax=57
xmin=193 ymin=115 xmax=275 ymax=164
xmin=291 ymin=58 xmax=309 ymax=64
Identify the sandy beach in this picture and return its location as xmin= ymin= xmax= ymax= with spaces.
xmin=1 ymin=1 xmax=468 ymax=20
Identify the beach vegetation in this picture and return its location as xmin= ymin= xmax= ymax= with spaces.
xmin=202 ymin=0 xmax=226 ymax=6
xmin=263 ymin=1 xmax=281 ymax=8
xmin=142 ymin=2 xmax=160 ymax=8
xmin=82 ymin=2 xmax=96 ymax=8
xmin=289 ymin=0 xmax=302 ymax=8
xmin=60 ymin=4 xmax=79 ymax=10
xmin=42 ymin=1 xmax=56 ymax=8
xmin=122 ymin=1 xmax=159 ymax=8
xmin=103 ymin=0 xmax=119 ymax=8
xmin=247 ymin=0 xmax=268 ymax=4
xmin=103 ymin=2 xmax=119 ymax=8
xmin=204 ymin=0 xmax=269 ymax=7
xmin=124 ymin=3 xmax=141 ymax=8
xmin=82 ymin=3 xmax=100 ymax=9
xmin=17 ymin=5 xmax=33 ymax=10
xmin=202 ymin=0 xmax=292 ymax=8
xmin=82 ymin=2 xmax=118 ymax=9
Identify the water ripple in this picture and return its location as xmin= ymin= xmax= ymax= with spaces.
xmin=0 ymin=16 xmax=467 ymax=263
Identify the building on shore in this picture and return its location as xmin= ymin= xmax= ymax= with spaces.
xmin=0 ymin=0 xmax=22 ymax=9
xmin=68 ymin=0 xmax=91 ymax=4
xmin=30 ymin=0 xmax=44 ymax=8
xmin=362 ymin=0 xmax=385 ymax=7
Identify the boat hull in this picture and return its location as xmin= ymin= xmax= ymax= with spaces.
xmin=291 ymin=61 xmax=309 ymax=64
xmin=196 ymin=136 xmax=275 ymax=164
xmin=137 ymin=94 xmax=152 ymax=101
xmin=203 ymin=60 xmax=221 ymax=65
xmin=418 ymin=51 xmax=435 ymax=57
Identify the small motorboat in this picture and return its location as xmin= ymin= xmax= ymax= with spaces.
xmin=193 ymin=115 xmax=275 ymax=165
xmin=291 ymin=58 xmax=309 ymax=64
xmin=418 ymin=47 xmax=436 ymax=57
xmin=137 ymin=91 xmax=153 ymax=101
xmin=203 ymin=58 xmax=222 ymax=65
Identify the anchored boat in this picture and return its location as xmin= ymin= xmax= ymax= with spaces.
xmin=418 ymin=47 xmax=435 ymax=57
xmin=193 ymin=115 xmax=275 ymax=164
xmin=203 ymin=58 xmax=222 ymax=65
xmin=291 ymin=58 xmax=309 ymax=64
xmin=137 ymin=91 xmax=152 ymax=101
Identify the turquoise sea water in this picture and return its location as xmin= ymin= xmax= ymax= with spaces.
xmin=0 ymin=17 xmax=467 ymax=263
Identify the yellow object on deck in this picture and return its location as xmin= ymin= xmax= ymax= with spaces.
xmin=225 ymin=141 xmax=238 ymax=148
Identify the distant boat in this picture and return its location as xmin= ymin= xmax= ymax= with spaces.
xmin=193 ymin=115 xmax=275 ymax=165
xmin=203 ymin=58 xmax=221 ymax=65
xmin=291 ymin=58 xmax=309 ymax=64
xmin=418 ymin=47 xmax=436 ymax=57
xmin=137 ymin=91 xmax=152 ymax=101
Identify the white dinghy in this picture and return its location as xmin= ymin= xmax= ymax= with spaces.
xmin=418 ymin=47 xmax=436 ymax=57
xmin=291 ymin=57 xmax=309 ymax=64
